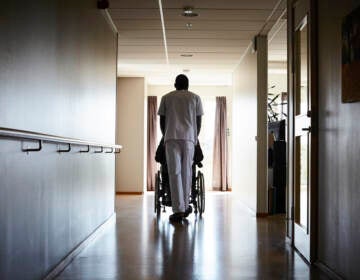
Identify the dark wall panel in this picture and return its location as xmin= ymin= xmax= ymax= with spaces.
xmin=0 ymin=0 xmax=116 ymax=143
xmin=0 ymin=1 xmax=117 ymax=279
xmin=0 ymin=140 xmax=115 ymax=279
xmin=318 ymin=0 xmax=360 ymax=278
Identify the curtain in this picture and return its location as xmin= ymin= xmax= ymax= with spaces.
xmin=147 ymin=96 xmax=157 ymax=191
xmin=212 ymin=96 xmax=228 ymax=191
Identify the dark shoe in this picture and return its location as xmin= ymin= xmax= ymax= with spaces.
xmin=169 ymin=212 xmax=184 ymax=223
xmin=184 ymin=206 xmax=193 ymax=218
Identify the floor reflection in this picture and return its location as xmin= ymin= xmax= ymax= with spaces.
xmin=154 ymin=218 xmax=196 ymax=279
xmin=57 ymin=193 xmax=327 ymax=280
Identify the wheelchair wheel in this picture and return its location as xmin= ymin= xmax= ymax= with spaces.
xmin=197 ymin=171 xmax=205 ymax=215
xmin=154 ymin=171 xmax=161 ymax=214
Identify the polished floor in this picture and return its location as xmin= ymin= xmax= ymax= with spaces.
xmin=56 ymin=193 xmax=328 ymax=280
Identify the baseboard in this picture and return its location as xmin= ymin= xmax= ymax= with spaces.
xmin=43 ymin=213 xmax=116 ymax=280
xmin=211 ymin=188 xmax=232 ymax=192
xmin=315 ymin=261 xmax=344 ymax=280
xmin=294 ymin=247 xmax=310 ymax=265
xmin=256 ymin=212 xmax=269 ymax=218
xmin=116 ymin=191 xmax=143 ymax=195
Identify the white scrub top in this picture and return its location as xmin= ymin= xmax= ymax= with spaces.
xmin=158 ymin=90 xmax=204 ymax=144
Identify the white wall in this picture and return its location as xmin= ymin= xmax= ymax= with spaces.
xmin=232 ymin=51 xmax=258 ymax=212
xmin=116 ymin=77 xmax=146 ymax=192
xmin=268 ymin=73 xmax=287 ymax=94
xmin=147 ymin=84 xmax=233 ymax=189
xmin=232 ymin=38 xmax=268 ymax=214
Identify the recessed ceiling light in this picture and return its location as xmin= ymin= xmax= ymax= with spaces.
xmin=181 ymin=54 xmax=193 ymax=57
xmin=182 ymin=7 xmax=198 ymax=17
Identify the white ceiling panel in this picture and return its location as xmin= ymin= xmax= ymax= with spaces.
xmin=169 ymin=46 xmax=247 ymax=53
xmin=165 ymin=20 xmax=265 ymax=31
xmin=115 ymin=19 xmax=265 ymax=31
xmin=118 ymin=29 xmax=256 ymax=39
xmin=119 ymin=45 xmax=247 ymax=54
xmin=109 ymin=0 xmax=286 ymax=85
xmin=110 ymin=0 xmax=159 ymax=9
xmin=110 ymin=9 xmax=279 ymax=21
xmin=118 ymin=46 xmax=165 ymax=53
xmin=114 ymin=19 xmax=162 ymax=30
xmin=118 ymin=38 xmax=164 ymax=46
xmin=166 ymin=38 xmax=250 ymax=47
xmin=162 ymin=0 xmax=281 ymax=10
xmin=118 ymin=58 xmax=168 ymax=64
xmin=110 ymin=9 xmax=160 ymax=20
xmin=168 ymin=30 xmax=257 ymax=39
xmin=163 ymin=9 xmax=279 ymax=21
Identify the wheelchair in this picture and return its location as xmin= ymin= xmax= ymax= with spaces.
xmin=154 ymin=162 xmax=205 ymax=216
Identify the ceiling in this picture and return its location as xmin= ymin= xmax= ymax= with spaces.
xmin=109 ymin=0 xmax=286 ymax=85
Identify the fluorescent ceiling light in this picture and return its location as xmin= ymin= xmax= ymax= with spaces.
xmin=182 ymin=7 xmax=198 ymax=17
xmin=158 ymin=0 xmax=169 ymax=64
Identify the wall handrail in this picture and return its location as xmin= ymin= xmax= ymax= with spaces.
xmin=0 ymin=127 xmax=122 ymax=153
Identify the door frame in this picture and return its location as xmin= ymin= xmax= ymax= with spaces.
xmin=287 ymin=0 xmax=318 ymax=263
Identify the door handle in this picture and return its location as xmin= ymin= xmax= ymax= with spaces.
xmin=302 ymin=127 xmax=311 ymax=132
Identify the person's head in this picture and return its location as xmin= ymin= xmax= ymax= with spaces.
xmin=174 ymin=74 xmax=189 ymax=90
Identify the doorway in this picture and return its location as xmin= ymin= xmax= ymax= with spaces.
xmin=288 ymin=0 xmax=318 ymax=263
xmin=268 ymin=12 xmax=288 ymax=215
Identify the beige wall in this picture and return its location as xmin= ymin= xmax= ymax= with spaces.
xmin=147 ymin=84 xmax=233 ymax=188
xmin=116 ymin=77 xmax=146 ymax=192
xmin=148 ymin=84 xmax=232 ymax=98
xmin=232 ymin=37 xmax=268 ymax=214
xmin=232 ymin=51 xmax=258 ymax=212
xmin=268 ymin=73 xmax=287 ymax=94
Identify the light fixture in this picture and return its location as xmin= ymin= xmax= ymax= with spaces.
xmin=181 ymin=54 xmax=193 ymax=57
xmin=182 ymin=7 xmax=198 ymax=17
xmin=186 ymin=23 xmax=193 ymax=29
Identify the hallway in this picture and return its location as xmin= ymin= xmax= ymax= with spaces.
xmin=56 ymin=194 xmax=325 ymax=279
